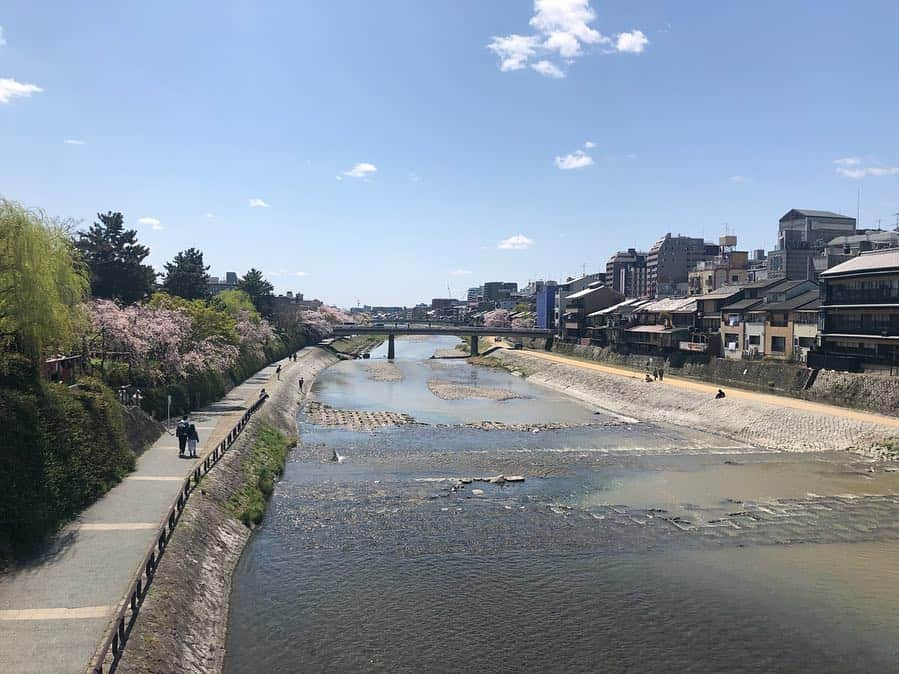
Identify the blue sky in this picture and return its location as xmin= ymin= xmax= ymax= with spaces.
xmin=2 ymin=1 xmax=898 ymax=307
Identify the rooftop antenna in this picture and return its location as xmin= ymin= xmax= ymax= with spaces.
xmin=856 ymin=187 xmax=861 ymax=227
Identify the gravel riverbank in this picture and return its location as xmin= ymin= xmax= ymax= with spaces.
xmin=115 ymin=348 xmax=338 ymax=674
xmin=494 ymin=349 xmax=899 ymax=455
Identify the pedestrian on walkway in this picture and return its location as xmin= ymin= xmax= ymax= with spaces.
xmin=658 ymin=367 xmax=664 ymax=381
xmin=276 ymin=364 xmax=282 ymax=380
xmin=298 ymin=376 xmax=305 ymax=392
xmin=176 ymin=415 xmax=190 ymax=457
xmin=187 ymin=420 xmax=199 ymax=458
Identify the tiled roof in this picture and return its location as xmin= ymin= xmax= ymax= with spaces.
xmin=764 ymin=290 xmax=821 ymax=312
xmin=820 ymin=248 xmax=899 ymax=277
xmin=721 ymin=298 xmax=764 ymax=311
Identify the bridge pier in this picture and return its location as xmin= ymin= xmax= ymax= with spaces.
xmin=469 ymin=334 xmax=479 ymax=357
xmin=387 ymin=334 xmax=395 ymax=360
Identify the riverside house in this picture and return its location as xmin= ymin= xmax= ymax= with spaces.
xmin=719 ymin=279 xmax=815 ymax=359
xmin=818 ymin=248 xmax=899 ymax=371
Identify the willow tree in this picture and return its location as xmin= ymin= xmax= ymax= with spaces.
xmin=0 ymin=200 xmax=89 ymax=367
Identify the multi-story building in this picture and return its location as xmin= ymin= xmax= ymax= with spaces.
xmin=535 ymin=286 xmax=557 ymax=330
xmin=647 ymin=233 xmax=718 ymax=298
xmin=482 ymin=281 xmax=518 ymax=306
xmin=606 ymin=248 xmax=648 ymax=298
xmin=817 ymin=249 xmax=899 ymax=370
xmin=767 ymin=209 xmax=856 ymax=281
xmin=208 ymin=271 xmax=239 ymax=295
xmin=813 ymin=230 xmax=899 ymax=276
xmin=559 ymin=282 xmax=623 ymax=342
xmin=466 ymin=286 xmax=483 ymax=303
xmin=719 ymin=279 xmax=817 ymax=359
xmin=688 ymin=236 xmax=750 ymax=295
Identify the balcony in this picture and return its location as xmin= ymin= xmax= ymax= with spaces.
xmin=825 ymin=289 xmax=899 ymax=305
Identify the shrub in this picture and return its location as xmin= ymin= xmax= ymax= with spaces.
xmin=0 ymin=377 xmax=134 ymax=561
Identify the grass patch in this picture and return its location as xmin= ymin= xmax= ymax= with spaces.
xmin=468 ymin=355 xmax=509 ymax=370
xmin=329 ymin=335 xmax=385 ymax=355
xmin=229 ymin=424 xmax=296 ymax=526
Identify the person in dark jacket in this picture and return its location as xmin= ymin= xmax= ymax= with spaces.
xmin=187 ymin=421 xmax=200 ymax=458
xmin=175 ymin=415 xmax=190 ymax=457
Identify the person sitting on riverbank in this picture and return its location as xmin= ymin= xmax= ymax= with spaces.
xmin=715 ymin=389 xmax=726 ymax=399
xmin=645 ymin=373 xmax=653 ymax=383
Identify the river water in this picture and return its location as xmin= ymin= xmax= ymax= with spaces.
xmin=225 ymin=336 xmax=899 ymax=672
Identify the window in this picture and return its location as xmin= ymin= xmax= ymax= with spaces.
xmin=748 ymin=335 xmax=761 ymax=346
xmin=771 ymin=336 xmax=786 ymax=352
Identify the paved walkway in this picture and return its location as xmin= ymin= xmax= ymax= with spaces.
xmin=0 ymin=354 xmax=305 ymax=674
xmin=513 ymin=346 xmax=899 ymax=429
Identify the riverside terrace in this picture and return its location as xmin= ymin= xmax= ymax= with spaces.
xmin=332 ymin=323 xmax=554 ymax=358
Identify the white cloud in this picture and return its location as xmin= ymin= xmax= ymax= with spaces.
xmin=615 ymin=30 xmax=649 ymax=53
xmin=487 ymin=34 xmax=539 ymax=72
xmin=343 ymin=162 xmax=378 ymax=179
xmin=555 ymin=149 xmax=594 ymax=170
xmin=0 ymin=78 xmax=43 ymax=104
xmin=837 ymin=166 xmax=899 ymax=179
xmin=531 ymin=60 xmax=565 ymax=78
xmin=833 ymin=157 xmax=860 ymax=167
xmin=0 ymin=26 xmax=6 ymax=47
xmin=583 ymin=140 xmax=595 ymax=148
xmin=63 ymin=139 xmax=87 ymax=145
xmin=498 ymin=234 xmax=535 ymax=250
xmin=248 ymin=198 xmax=270 ymax=208
xmin=530 ymin=0 xmax=606 ymax=46
xmin=450 ymin=269 xmax=473 ymax=276
xmin=205 ymin=212 xmax=215 ymax=219
xmin=488 ymin=1 xmax=646 ymax=78
xmin=138 ymin=216 xmax=164 ymax=230
xmin=290 ymin=271 xmax=309 ymax=277
xmin=728 ymin=175 xmax=750 ymax=184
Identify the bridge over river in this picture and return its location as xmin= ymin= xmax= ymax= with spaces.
xmin=332 ymin=323 xmax=554 ymax=358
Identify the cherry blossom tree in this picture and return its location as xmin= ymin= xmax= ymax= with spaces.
xmin=483 ymin=309 xmax=511 ymax=328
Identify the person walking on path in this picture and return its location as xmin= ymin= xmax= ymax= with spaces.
xmin=175 ymin=415 xmax=190 ymax=457
xmin=298 ymin=376 xmax=305 ymax=392
xmin=658 ymin=367 xmax=664 ymax=381
xmin=276 ymin=364 xmax=282 ymax=380
xmin=187 ymin=420 xmax=199 ymax=458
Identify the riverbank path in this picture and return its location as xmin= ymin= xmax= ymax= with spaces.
xmin=0 ymin=352 xmax=309 ymax=674
xmin=506 ymin=345 xmax=899 ymax=429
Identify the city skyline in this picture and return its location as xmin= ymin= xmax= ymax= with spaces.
xmin=2 ymin=1 xmax=898 ymax=306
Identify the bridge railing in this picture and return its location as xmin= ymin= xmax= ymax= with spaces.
xmin=86 ymin=394 xmax=268 ymax=674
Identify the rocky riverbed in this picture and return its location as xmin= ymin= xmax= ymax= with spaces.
xmin=366 ymin=361 xmax=404 ymax=382
xmin=426 ymin=379 xmax=526 ymax=401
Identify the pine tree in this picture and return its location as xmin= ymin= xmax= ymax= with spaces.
xmin=75 ymin=212 xmax=155 ymax=303
xmin=162 ymin=248 xmax=210 ymax=301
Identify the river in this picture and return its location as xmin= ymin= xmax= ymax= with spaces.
xmin=225 ymin=336 xmax=899 ymax=672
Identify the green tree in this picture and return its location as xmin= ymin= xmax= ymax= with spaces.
xmin=0 ymin=200 xmax=89 ymax=366
xmin=214 ymin=289 xmax=260 ymax=320
xmin=237 ymin=268 xmax=275 ymax=317
xmin=162 ymin=248 xmax=210 ymax=301
xmin=148 ymin=292 xmax=237 ymax=344
xmin=75 ymin=211 xmax=155 ymax=303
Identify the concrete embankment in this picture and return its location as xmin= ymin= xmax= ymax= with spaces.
xmin=495 ymin=349 xmax=899 ymax=455
xmin=535 ymin=340 xmax=899 ymax=419
xmin=115 ymin=347 xmax=339 ymax=674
